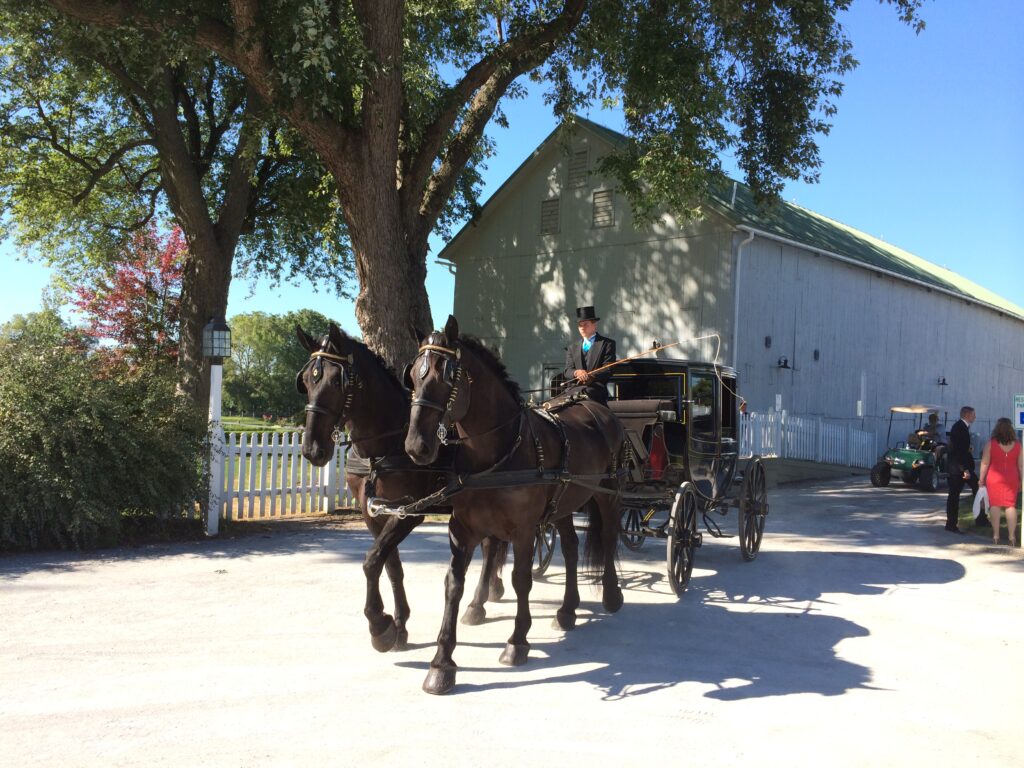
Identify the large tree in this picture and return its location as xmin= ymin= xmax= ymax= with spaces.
xmin=39 ymin=0 xmax=923 ymax=369
xmin=223 ymin=308 xmax=337 ymax=418
xmin=0 ymin=6 xmax=351 ymax=405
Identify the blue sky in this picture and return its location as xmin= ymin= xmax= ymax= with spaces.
xmin=2 ymin=1 xmax=1021 ymax=334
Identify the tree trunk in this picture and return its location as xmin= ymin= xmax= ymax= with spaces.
xmin=336 ymin=156 xmax=433 ymax=373
xmin=176 ymin=238 xmax=234 ymax=411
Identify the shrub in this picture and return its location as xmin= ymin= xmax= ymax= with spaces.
xmin=0 ymin=315 xmax=206 ymax=550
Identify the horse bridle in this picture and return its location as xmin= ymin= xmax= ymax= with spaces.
xmin=406 ymin=342 xmax=470 ymax=445
xmin=297 ymin=349 xmax=356 ymax=444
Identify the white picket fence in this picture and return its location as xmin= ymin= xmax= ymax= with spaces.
xmin=211 ymin=430 xmax=354 ymax=521
xmin=740 ymin=411 xmax=877 ymax=469
xmin=207 ymin=412 xmax=874 ymax=522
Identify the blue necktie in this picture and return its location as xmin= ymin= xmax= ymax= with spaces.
xmin=582 ymin=339 xmax=592 ymax=354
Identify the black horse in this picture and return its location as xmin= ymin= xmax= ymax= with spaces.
xmin=296 ymin=323 xmax=506 ymax=652
xmin=404 ymin=316 xmax=626 ymax=694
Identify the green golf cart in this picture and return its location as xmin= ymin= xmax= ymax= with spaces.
xmin=870 ymin=404 xmax=949 ymax=492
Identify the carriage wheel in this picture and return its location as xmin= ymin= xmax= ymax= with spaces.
xmin=738 ymin=457 xmax=768 ymax=561
xmin=666 ymin=483 xmax=699 ymax=596
xmin=532 ymin=523 xmax=557 ymax=577
xmin=620 ymin=507 xmax=647 ymax=551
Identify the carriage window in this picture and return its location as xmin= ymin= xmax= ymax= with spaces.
xmin=690 ymin=373 xmax=716 ymax=439
xmin=613 ymin=374 xmax=681 ymax=403
xmin=721 ymin=375 xmax=737 ymax=441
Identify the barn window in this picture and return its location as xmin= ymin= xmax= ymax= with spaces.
xmin=540 ymin=198 xmax=560 ymax=235
xmin=568 ymin=149 xmax=589 ymax=187
xmin=592 ymin=189 xmax=614 ymax=228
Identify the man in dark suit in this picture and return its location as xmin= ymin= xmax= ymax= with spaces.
xmin=562 ymin=305 xmax=616 ymax=406
xmin=945 ymin=405 xmax=979 ymax=533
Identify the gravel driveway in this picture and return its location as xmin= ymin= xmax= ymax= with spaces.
xmin=2 ymin=477 xmax=1022 ymax=767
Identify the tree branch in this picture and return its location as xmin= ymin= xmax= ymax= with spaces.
xmin=405 ymin=0 xmax=587 ymax=245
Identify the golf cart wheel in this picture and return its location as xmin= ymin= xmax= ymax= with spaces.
xmin=870 ymin=462 xmax=891 ymax=487
xmin=918 ymin=467 xmax=939 ymax=492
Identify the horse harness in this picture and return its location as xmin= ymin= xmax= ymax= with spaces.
xmin=367 ymin=340 xmax=625 ymax=520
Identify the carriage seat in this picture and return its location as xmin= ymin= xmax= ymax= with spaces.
xmin=609 ymin=400 xmax=675 ymax=482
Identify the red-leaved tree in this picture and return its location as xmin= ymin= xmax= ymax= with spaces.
xmin=71 ymin=226 xmax=186 ymax=363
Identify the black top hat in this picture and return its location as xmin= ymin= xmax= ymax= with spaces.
xmin=575 ymin=306 xmax=600 ymax=322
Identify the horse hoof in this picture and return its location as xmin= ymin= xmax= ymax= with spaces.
xmin=499 ymin=642 xmax=530 ymax=666
xmin=552 ymin=610 xmax=576 ymax=631
xmin=392 ymin=628 xmax=410 ymax=652
xmin=488 ymin=581 xmax=505 ymax=601
xmin=461 ymin=605 xmax=486 ymax=626
xmin=603 ymin=588 xmax=624 ymax=614
xmin=370 ymin=619 xmax=398 ymax=653
xmin=423 ymin=666 xmax=456 ymax=695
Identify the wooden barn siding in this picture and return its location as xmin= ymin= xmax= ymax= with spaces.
xmin=736 ymin=236 xmax=1024 ymax=451
xmin=446 ymin=127 xmax=1023 ymax=448
xmin=451 ymin=135 xmax=735 ymax=392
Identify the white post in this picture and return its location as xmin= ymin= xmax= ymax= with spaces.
xmin=207 ymin=362 xmax=225 ymax=536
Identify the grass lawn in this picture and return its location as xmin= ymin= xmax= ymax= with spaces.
xmin=959 ymin=499 xmax=1022 ymax=546
xmin=221 ymin=415 xmax=302 ymax=433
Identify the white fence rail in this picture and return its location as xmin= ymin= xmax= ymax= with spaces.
xmin=740 ymin=411 xmax=876 ymax=469
xmin=209 ymin=413 xmax=875 ymax=522
xmin=210 ymin=430 xmax=354 ymax=521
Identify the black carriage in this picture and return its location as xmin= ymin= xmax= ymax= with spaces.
xmin=533 ymin=359 xmax=768 ymax=595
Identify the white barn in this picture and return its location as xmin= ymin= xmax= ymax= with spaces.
xmin=439 ymin=118 xmax=1024 ymax=447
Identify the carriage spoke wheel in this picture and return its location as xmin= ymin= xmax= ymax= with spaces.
xmin=738 ymin=457 xmax=768 ymax=561
xmin=667 ymin=483 xmax=699 ymax=596
xmin=532 ymin=522 xmax=557 ymax=577
xmin=620 ymin=507 xmax=647 ymax=551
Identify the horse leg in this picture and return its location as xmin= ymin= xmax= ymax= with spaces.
xmin=382 ymin=547 xmax=411 ymax=650
xmin=487 ymin=536 xmax=507 ymax=601
xmin=598 ymin=495 xmax=624 ymax=613
xmin=363 ymin=515 xmax=420 ymax=652
xmin=461 ymin=536 xmax=503 ymax=626
xmin=498 ymin=531 xmax=535 ymax=666
xmin=552 ymin=516 xmax=579 ymax=630
xmin=423 ymin=519 xmax=475 ymax=695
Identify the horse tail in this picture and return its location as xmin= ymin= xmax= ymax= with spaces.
xmin=581 ymin=497 xmax=620 ymax=575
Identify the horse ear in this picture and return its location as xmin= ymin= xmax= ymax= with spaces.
xmin=296 ymin=325 xmax=317 ymax=352
xmin=444 ymin=314 xmax=459 ymax=341
xmin=328 ymin=322 xmax=346 ymax=350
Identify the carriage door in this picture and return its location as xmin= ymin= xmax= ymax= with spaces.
xmin=687 ymin=371 xmax=720 ymax=498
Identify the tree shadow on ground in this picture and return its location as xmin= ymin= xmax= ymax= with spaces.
xmin=394 ymin=544 xmax=964 ymax=700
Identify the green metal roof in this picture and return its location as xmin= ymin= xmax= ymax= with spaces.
xmin=703 ymin=178 xmax=1024 ymax=320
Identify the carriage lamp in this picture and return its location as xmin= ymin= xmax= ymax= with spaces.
xmin=937 ymin=376 xmax=948 ymax=386
xmin=777 ymin=357 xmax=791 ymax=370
xmin=202 ymin=317 xmax=232 ymax=363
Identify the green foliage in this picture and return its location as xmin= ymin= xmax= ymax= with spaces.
xmin=0 ymin=311 xmax=206 ymax=551
xmin=0 ymin=5 xmax=354 ymax=297
xmin=223 ymin=309 xmax=340 ymax=419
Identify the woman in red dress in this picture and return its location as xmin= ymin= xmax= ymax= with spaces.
xmin=979 ymin=418 xmax=1023 ymax=546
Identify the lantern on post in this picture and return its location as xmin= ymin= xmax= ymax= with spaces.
xmin=203 ymin=317 xmax=231 ymax=535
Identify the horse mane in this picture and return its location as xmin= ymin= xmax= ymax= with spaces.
xmin=322 ymin=327 xmax=403 ymax=391
xmin=458 ymin=335 xmax=522 ymax=404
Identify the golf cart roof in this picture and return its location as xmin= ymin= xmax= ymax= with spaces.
xmin=889 ymin=404 xmax=943 ymax=414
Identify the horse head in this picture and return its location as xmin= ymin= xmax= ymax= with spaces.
xmin=404 ymin=315 xmax=469 ymax=466
xmin=295 ymin=322 xmax=355 ymax=466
